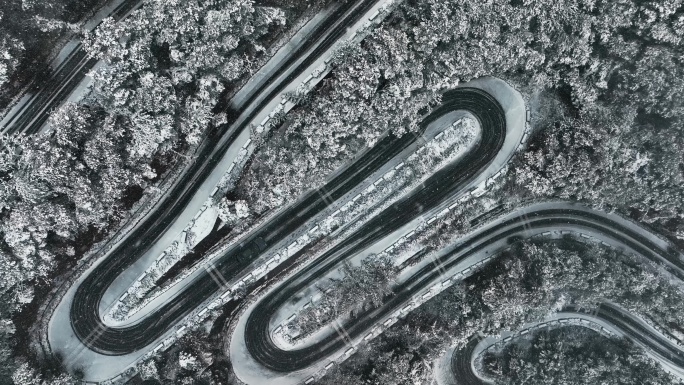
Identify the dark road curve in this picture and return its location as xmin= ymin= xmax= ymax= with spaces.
xmin=243 ymin=205 xmax=684 ymax=372
xmin=451 ymin=337 xmax=484 ymax=385
xmin=66 ymin=0 xmax=383 ymax=355
xmin=34 ymin=0 xmax=681 ymax=380
xmin=450 ymin=303 xmax=684 ymax=385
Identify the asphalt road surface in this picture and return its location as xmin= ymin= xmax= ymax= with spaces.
xmin=70 ymin=85 xmax=503 ymax=354
xmin=243 ymin=87 xmax=507 ymax=371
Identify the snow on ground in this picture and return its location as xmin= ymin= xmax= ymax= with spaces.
xmin=105 ymin=0 xmax=406 ymax=328
xmin=99 ymin=127 xmax=248 ymax=326
xmin=225 ymin=67 xmax=684 ymax=385
xmin=231 ymin=298 xmax=349 ymax=385
xmin=106 ymin=204 xmax=219 ymax=322
xmin=261 ymin=198 xmax=684 ymax=385
xmin=267 ymin=113 xmax=477 ymax=331
xmin=189 ymin=206 xmax=219 ymax=248
xmin=49 ymin=75 xmax=250 ymax=382
xmin=48 ymin=282 xmax=152 ymax=383
xmin=49 ymin=40 xmax=81 ymax=72
xmin=101 ymin=2 xmax=367 ymax=324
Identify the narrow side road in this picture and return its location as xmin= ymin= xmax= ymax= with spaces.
xmin=446 ymin=303 xmax=684 ymax=384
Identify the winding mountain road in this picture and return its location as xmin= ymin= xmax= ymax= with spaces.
xmin=66 ymin=0 xmax=409 ymax=356
xmin=238 ymin=88 xmax=506 ymax=369
xmin=32 ymin=0 xmax=682 ymax=383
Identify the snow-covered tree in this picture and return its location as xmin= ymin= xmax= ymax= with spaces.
xmin=484 ymin=326 xmax=676 ymax=385
xmin=138 ymin=360 xmax=159 ymax=380
xmin=0 ymin=35 xmax=23 ymax=88
xmin=178 ymin=351 xmax=200 ymax=371
xmin=217 ymin=198 xmax=250 ymax=225
xmin=12 ymin=362 xmax=76 ymax=385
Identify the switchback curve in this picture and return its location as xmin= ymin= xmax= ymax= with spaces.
xmin=236 ymin=86 xmax=507 ymax=374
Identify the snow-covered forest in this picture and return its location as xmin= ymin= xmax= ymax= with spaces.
xmin=482 ymin=326 xmax=674 ymax=385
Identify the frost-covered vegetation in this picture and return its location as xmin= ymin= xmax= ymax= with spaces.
xmin=482 ymin=326 xmax=675 ymax=385
xmin=278 ymin=115 xmax=480 ymax=342
xmin=0 ymin=0 xmax=286 ymax=311
xmin=243 ymin=0 xmax=684 ymax=241
xmin=135 ymin=327 xmax=239 ymax=384
xmin=298 ymin=1 xmax=684 ymax=378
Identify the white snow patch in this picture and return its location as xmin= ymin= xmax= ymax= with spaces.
xmin=189 ymin=206 xmax=219 ymax=248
